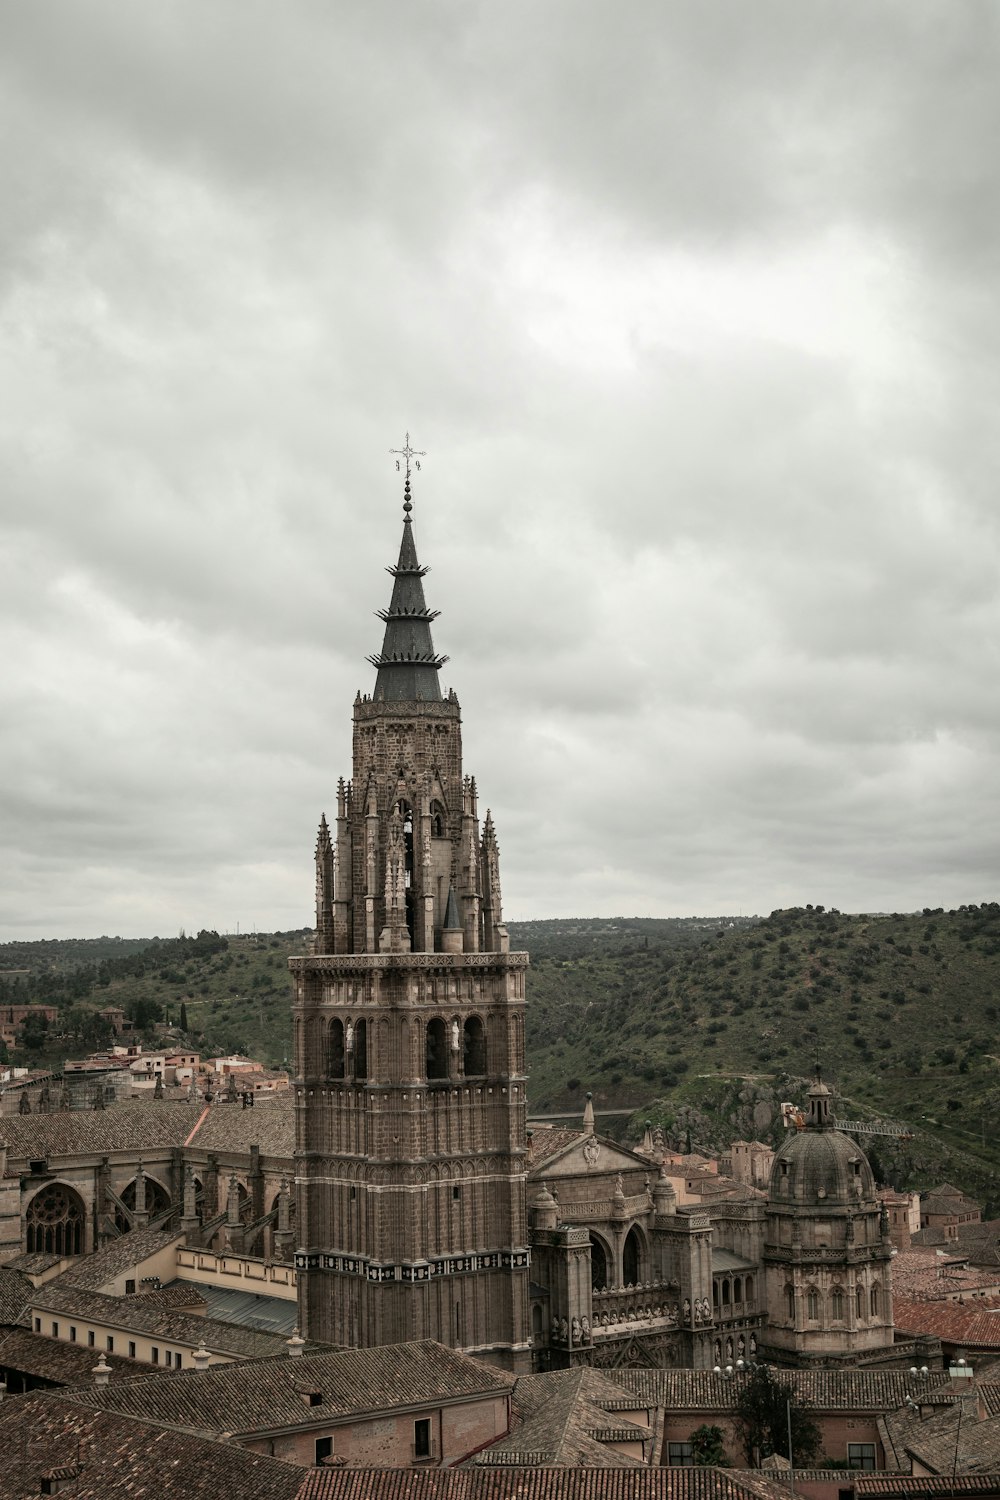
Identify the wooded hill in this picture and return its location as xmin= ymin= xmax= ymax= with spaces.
xmin=3 ymin=903 xmax=999 ymax=1207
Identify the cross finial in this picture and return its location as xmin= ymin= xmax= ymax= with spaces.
xmin=389 ymin=432 xmax=426 ymax=512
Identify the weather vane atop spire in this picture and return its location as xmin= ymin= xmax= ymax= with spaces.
xmin=389 ymin=433 xmax=426 ymax=513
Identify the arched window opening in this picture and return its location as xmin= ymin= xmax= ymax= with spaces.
xmin=870 ymin=1285 xmax=880 ymax=1317
xmin=114 ymin=1175 xmax=172 ymax=1235
xmin=856 ymin=1285 xmax=863 ymax=1319
xmin=785 ymin=1284 xmax=795 ymax=1319
xmin=397 ymin=801 xmax=414 ymax=888
xmin=463 ymin=1016 xmax=487 ymax=1076
xmin=721 ymin=1277 xmax=731 ymax=1306
xmin=426 ymin=1018 xmax=448 ymax=1080
xmin=430 ymin=800 xmax=446 ymax=838
xmin=733 ymin=1276 xmax=743 ymax=1304
xmin=622 ymin=1226 xmax=642 ymax=1287
xmin=531 ymin=1304 xmax=543 ymax=1341
xmin=329 ymin=1019 xmax=345 ymax=1079
xmin=807 ymin=1287 xmax=819 ymax=1320
xmin=745 ymin=1275 xmax=754 ymax=1304
xmin=589 ymin=1235 xmax=609 ymax=1293
xmin=831 ymin=1286 xmax=845 ymax=1321
xmin=712 ymin=1282 xmax=719 ymax=1307
xmin=27 ymin=1184 xmax=85 ymax=1256
xmin=353 ymin=1019 xmax=368 ymax=1081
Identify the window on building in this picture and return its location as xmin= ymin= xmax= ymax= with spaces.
xmin=452 ymin=1184 xmax=461 ymax=1200
xmin=871 ymin=1286 xmax=880 ymax=1317
xmin=856 ymin=1286 xmax=863 ymax=1319
xmin=125 ymin=1279 xmax=136 ymax=1295
xmin=106 ymin=1336 xmax=114 ymax=1353
xmin=315 ymin=1436 xmax=333 ymax=1466
xmin=426 ymin=1018 xmax=448 ymax=1080
xmin=807 ymin=1288 xmax=819 ymax=1320
xmin=151 ymin=1347 xmax=159 ymax=1364
xmin=463 ymin=1016 xmax=487 ymax=1076
xmin=414 ymin=1419 xmax=432 ymax=1459
xmin=69 ymin=1326 xmax=76 ymax=1343
xmin=353 ymin=1018 xmax=368 ymax=1080
xmin=847 ymin=1443 xmax=876 ymax=1471
xmin=33 ymin=1318 xmax=41 ymax=1333
xmin=722 ymin=1278 xmax=731 ymax=1306
xmin=745 ymin=1275 xmax=754 ymax=1303
xmin=831 ymin=1287 xmax=845 ymax=1320
xmin=51 ymin=1322 xmax=59 ymax=1338
xmin=128 ymin=1342 xmax=136 ymax=1359
xmin=785 ymin=1285 xmax=794 ymax=1319
xmin=87 ymin=1331 xmax=95 ymax=1348
xmin=328 ymin=1019 xmax=345 ymax=1080
xmin=668 ymin=1443 xmax=694 ymax=1466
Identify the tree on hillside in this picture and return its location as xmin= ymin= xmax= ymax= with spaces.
xmin=127 ymin=997 xmax=163 ymax=1032
xmin=180 ymin=1001 xmax=189 ymax=1032
xmin=734 ymin=1365 xmax=820 ymax=1468
xmin=18 ymin=1011 xmax=49 ymax=1055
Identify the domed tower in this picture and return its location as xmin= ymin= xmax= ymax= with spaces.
xmin=760 ymin=1072 xmax=894 ymax=1366
xmin=290 ymin=445 xmax=530 ymax=1372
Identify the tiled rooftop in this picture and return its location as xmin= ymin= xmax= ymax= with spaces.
xmin=60 ymin=1225 xmax=185 ymax=1291
xmin=64 ymin=1340 xmax=513 ymax=1437
xmin=893 ymin=1297 xmax=1000 ymax=1347
xmin=474 ymin=1368 xmax=650 ymax=1468
xmin=527 ymin=1128 xmax=584 ymax=1167
xmin=0 ymin=1267 xmax=32 ymax=1328
xmin=185 ymin=1091 xmax=295 ymax=1156
xmin=31 ymin=1281 xmax=295 ymax=1358
xmin=0 ymin=1392 xmax=303 ymax=1500
xmin=613 ymin=1367 xmax=938 ymax=1412
xmin=296 ymin=1472 xmax=793 ymax=1500
xmin=891 ymin=1249 xmax=1000 ymax=1301
xmin=0 ymin=1326 xmax=165 ymax=1386
xmin=0 ymin=1099 xmax=194 ymax=1158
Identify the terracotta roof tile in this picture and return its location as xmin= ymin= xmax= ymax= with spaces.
xmin=63 ymin=1340 xmax=512 ymax=1438
xmin=0 ymin=1392 xmax=303 ymax=1499
xmin=0 ymin=1100 xmax=194 ymax=1159
xmin=893 ymin=1298 xmax=1000 ymax=1347
xmin=474 ymin=1369 xmax=650 ymax=1468
xmin=612 ymin=1367 xmax=936 ymax=1412
xmin=296 ymin=1471 xmax=791 ymax=1500
xmin=0 ymin=1327 xmax=166 ymax=1385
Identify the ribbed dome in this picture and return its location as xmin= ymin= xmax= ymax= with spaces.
xmin=769 ymin=1126 xmax=876 ymax=1207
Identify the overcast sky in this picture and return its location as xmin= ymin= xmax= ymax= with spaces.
xmin=2 ymin=2 xmax=999 ymax=940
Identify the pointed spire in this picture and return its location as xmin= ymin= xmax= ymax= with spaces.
xmin=367 ymin=463 xmax=449 ymax=701
xmin=583 ymin=1092 xmax=595 ymax=1135
xmin=443 ymin=886 xmax=462 ymax=930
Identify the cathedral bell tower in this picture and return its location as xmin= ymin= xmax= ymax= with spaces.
xmin=290 ymin=447 xmax=531 ymax=1372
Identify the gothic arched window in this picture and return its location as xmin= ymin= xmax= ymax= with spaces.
xmin=785 ymin=1284 xmax=794 ymax=1319
xmin=856 ymin=1285 xmax=863 ymax=1319
xmin=831 ymin=1286 xmax=845 ymax=1321
xmin=26 ymin=1183 xmax=85 ymax=1256
xmin=745 ymin=1274 xmax=754 ymax=1304
xmin=807 ymin=1287 xmax=819 ymax=1320
xmin=589 ymin=1234 xmax=609 ymax=1292
xmin=354 ymin=1019 xmax=368 ymax=1081
xmin=623 ymin=1226 xmax=643 ymax=1287
xmin=426 ymin=1018 xmax=448 ymax=1080
xmin=463 ymin=1016 xmax=486 ymax=1076
xmin=870 ymin=1285 xmax=880 ymax=1317
xmin=430 ymin=800 xmax=446 ymax=838
xmin=733 ymin=1276 xmax=743 ymax=1304
xmin=329 ymin=1019 xmax=345 ymax=1079
xmin=721 ymin=1277 xmax=731 ymax=1306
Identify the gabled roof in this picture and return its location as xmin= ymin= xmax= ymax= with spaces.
xmin=63 ymin=1340 xmax=512 ymax=1438
xmin=893 ymin=1297 xmax=1000 ymax=1347
xmin=59 ymin=1225 xmax=184 ymax=1291
xmin=528 ymin=1132 xmax=652 ymax=1180
xmin=30 ymin=1281 xmax=295 ymax=1359
xmin=614 ymin=1367 xmax=942 ymax=1412
xmin=296 ymin=1471 xmax=797 ymax=1500
xmin=0 ymin=1392 xmax=303 ymax=1500
xmin=0 ymin=1327 xmax=165 ymax=1387
xmin=473 ymin=1368 xmax=650 ymax=1468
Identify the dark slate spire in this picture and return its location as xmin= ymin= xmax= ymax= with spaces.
xmin=367 ymin=473 xmax=448 ymax=701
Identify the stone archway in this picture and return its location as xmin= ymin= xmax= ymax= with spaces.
xmin=26 ymin=1182 xmax=85 ymax=1256
xmin=114 ymin=1174 xmax=172 ymax=1235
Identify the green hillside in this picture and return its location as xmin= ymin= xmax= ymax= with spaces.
xmin=4 ymin=902 xmax=1000 ymax=1208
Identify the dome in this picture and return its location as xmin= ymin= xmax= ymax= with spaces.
xmin=768 ymin=1072 xmax=877 ymax=1206
xmin=769 ymin=1125 xmax=876 ymax=1207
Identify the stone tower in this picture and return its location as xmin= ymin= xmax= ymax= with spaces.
xmin=759 ymin=1072 xmax=894 ymax=1366
xmin=290 ymin=465 xmax=531 ymax=1372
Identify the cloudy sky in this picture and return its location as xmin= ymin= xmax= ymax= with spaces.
xmin=2 ymin=2 xmax=999 ymax=940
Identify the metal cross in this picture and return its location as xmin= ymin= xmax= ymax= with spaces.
xmin=389 ymin=432 xmax=426 ymax=480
